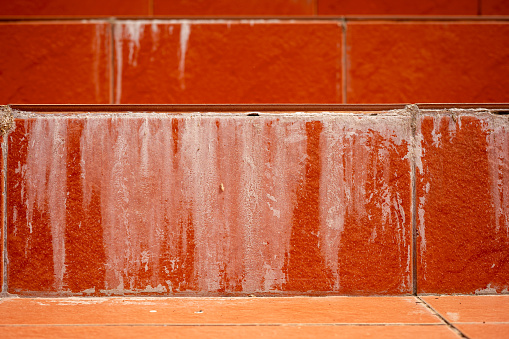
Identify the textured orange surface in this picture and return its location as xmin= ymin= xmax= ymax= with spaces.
xmin=0 ymin=22 xmax=111 ymax=105
xmin=0 ymin=297 xmax=440 ymax=324
xmin=113 ymin=21 xmax=342 ymax=104
xmin=455 ymin=324 xmax=509 ymax=339
xmin=0 ymin=0 xmax=149 ymax=16
xmin=482 ymin=0 xmax=509 ymax=15
xmin=346 ymin=22 xmax=509 ymax=104
xmin=318 ymin=0 xmax=477 ymax=15
xmin=7 ymin=113 xmax=411 ymax=295
xmin=154 ymin=0 xmax=315 ymax=15
xmin=422 ymin=296 xmax=509 ymax=323
xmin=0 ymin=296 xmax=465 ymax=339
xmin=417 ymin=113 xmax=509 ymax=294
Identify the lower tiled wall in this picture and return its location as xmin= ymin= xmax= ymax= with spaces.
xmin=1 ymin=106 xmax=508 ymax=296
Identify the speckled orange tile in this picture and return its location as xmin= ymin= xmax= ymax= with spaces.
xmin=417 ymin=112 xmax=509 ymax=294
xmin=0 ymin=324 xmax=460 ymax=339
xmin=0 ymin=297 xmax=440 ymax=325
xmin=421 ymin=296 xmax=509 ymax=323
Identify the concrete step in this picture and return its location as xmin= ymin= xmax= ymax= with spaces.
xmin=1 ymin=104 xmax=508 ymax=296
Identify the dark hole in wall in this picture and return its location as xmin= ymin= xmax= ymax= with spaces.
xmin=493 ymin=110 xmax=509 ymax=115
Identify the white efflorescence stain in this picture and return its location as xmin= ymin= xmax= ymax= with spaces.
xmin=19 ymin=112 xmax=418 ymax=294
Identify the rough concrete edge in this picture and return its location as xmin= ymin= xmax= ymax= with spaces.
xmin=0 ymin=106 xmax=15 ymax=137
xmin=10 ymin=110 xmax=409 ymax=118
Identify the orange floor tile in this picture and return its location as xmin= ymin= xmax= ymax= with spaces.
xmin=0 ymin=325 xmax=460 ymax=339
xmin=0 ymin=296 xmax=454 ymax=338
xmin=421 ymin=295 xmax=509 ymax=339
xmin=0 ymin=296 xmax=507 ymax=338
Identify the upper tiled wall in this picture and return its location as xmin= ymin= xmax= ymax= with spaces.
xmin=0 ymin=0 xmax=507 ymax=16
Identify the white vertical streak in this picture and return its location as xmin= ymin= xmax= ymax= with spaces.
xmin=179 ymin=21 xmax=191 ymax=90
xmin=488 ymin=116 xmax=509 ymax=236
xmin=320 ymin=115 xmax=411 ymax=291
xmin=25 ymin=118 xmax=68 ymax=291
xmin=114 ymin=24 xmax=124 ymax=104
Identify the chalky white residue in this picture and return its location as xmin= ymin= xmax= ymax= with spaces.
xmin=475 ymin=283 xmax=499 ymax=295
xmin=124 ymin=21 xmax=145 ymax=66
xmin=151 ymin=22 xmax=160 ymax=52
xmin=179 ymin=21 xmax=191 ymax=90
xmin=20 ymin=113 xmax=416 ymax=294
xmin=488 ymin=117 xmax=509 ymax=236
xmin=78 ymin=115 xmax=306 ymax=293
xmin=81 ymin=116 xmax=173 ymax=291
xmin=92 ymin=24 xmax=104 ymax=102
xmin=114 ymin=26 xmax=124 ymax=104
xmin=320 ymin=115 xmax=411 ymax=291
xmin=239 ymin=118 xmax=307 ymax=291
xmin=446 ymin=312 xmax=460 ymax=322
xmin=114 ymin=22 xmax=147 ymax=103
xmin=23 ymin=118 xmax=68 ymax=291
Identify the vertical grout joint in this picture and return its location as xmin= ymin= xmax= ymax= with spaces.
xmin=1 ymin=107 xmax=10 ymax=296
xmin=405 ymin=103 xmax=420 ymax=296
xmin=417 ymin=297 xmax=469 ymax=338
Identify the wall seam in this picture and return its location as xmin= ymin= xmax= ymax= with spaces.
xmin=410 ymin=104 xmax=419 ymax=295
xmin=2 ymin=132 xmax=9 ymax=294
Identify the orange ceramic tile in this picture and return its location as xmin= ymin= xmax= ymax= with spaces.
xmin=0 ymin=324 xmax=459 ymax=339
xmin=422 ymin=296 xmax=509 ymax=323
xmin=0 ymin=22 xmax=111 ymax=104
xmin=0 ymin=0 xmax=149 ymax=16
xmin=113 ymin=21 xmax=342 ymax=104
xmin=318 ymin=0 xmax=477 ymax=15
xmin=7 ymin=112 xmax=411 ymax=295
xmin=416 ymin=111 xmax=509 ymax=294
xmin=482 ymin=0 xmax=509 ymax=15
xmin=346 ymin=22 xmax=509 ymax=104
xmin=456 ymin=324 xmax=509 ymax=339
xmin=154 ymin=0 xmax=315 ymax=15
xmin=0 ymin=297 xmax=439 ymax=324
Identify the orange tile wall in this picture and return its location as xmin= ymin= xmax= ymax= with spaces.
xmin=1 ymin=1 xmax=509 ymax=296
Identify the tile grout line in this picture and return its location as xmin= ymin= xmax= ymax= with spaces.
xmin=341 ymin=18 xmax=347 ymax=104
xmin=2 ymin=134 xmax=8 ymax=294
xmin=416 ymin=297 xmax=469 ymax=338
xmin=410 ymin=105 xmax=418 ymax=295
xmin=0 ymin=323 xmax=448 ymax=327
